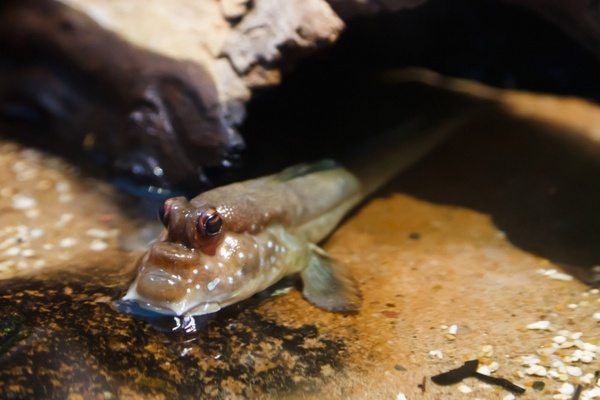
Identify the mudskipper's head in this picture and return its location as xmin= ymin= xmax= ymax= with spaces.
xmin=123 ymin=196 xmax=231 ymax=316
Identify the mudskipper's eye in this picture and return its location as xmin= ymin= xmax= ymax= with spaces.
xmin=197 ymin=208 xmax=222 ymax=237
xmin=158 ymin=198 xmax=175 ymax=227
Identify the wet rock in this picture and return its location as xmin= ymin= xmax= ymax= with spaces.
xmin=0 ymin=0 xmax=244 ymax=194
xmin=0 ymin=266 xmax=350 ymax=399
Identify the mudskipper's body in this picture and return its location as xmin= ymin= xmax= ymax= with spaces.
xmin=123 ymin=114 xmax=465 ymax=317
xmin=123 ymin=160 xmax=364 ymax=316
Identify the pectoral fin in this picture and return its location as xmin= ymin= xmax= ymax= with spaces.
xmin=300 ymin=245 xmax=362 ymax=312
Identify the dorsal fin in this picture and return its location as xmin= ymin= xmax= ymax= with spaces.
xmin=276 ymin=159 xmax=340 ymax=182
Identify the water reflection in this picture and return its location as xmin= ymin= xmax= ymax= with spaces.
xmin=0 ymin=268 xmax=344 ymax=398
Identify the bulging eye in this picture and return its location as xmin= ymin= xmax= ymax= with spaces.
xmin=158 ymin=198 xmax=176 ymax=227
xmin=197 ymin=208 xmax=222 ymax=237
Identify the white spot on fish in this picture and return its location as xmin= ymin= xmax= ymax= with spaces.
xmin=248 ymin=253 xmax=254 ymax=259
xmin=207 ymin=278 xmax=220 ymax=291
xmin=204 ymin=265 xmax=209 ymax=270
xmin=270 ymin=256 xmax=276 ymax=264
xmin=195 ymin=284 xmax=200 ymax=290
xmin=238 ymin=252 xmax=245 ymax=259
xmin=187 ymin=279 xmax=192 ymax=284
xmin=275 ymin=245 xmax=280 ymax=252
xmin=281 ymin=247 xmax=286 ymax=253
xmin=193 ymin=269 xmax=198 ymax=275
xmin=267 ymin=241 xmax=273 ymax=249
xmin=217 ymin=262 xmax=224 ymax=268
xmin=236 ymin=269 xmax=243 ymax=277
xmin=227 ymin=277 xmax=234 ymax=284
xmin=186 ymin=288 xmax=191 ymax=294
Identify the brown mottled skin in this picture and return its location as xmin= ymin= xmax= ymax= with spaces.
xmin=124 ymin=161 xmax=364 ymax=316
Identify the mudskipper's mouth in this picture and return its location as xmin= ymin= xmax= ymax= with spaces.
xmin=122 ymin=241 xmax=226 ymax=316
xmin=139 ymin=269 xmax=180 ymax=289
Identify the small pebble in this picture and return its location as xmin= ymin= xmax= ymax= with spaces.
xmin=21 ymin=249 xmax=35 ymax=257
xmin=536 ymin=269 xmax=574 ymax=281
xmin=527 ymin=320 xmax=551 ymax=330
xmin=548 ymin=370 xmax=561 ymax=379
xmin=58 ymin=193 xmax=73 ymax=203
xmin=559 ymin=341 xmax=575 ymax=349
xmin=56 ymin=213 xmax=74 ymax=228
xmin=396 ymin=393 xmax=407 ymax=400
xmin=16 ymin=169 xmax=37 ymax=181
xmin=532 ymin=381 xmax=545 ymax=391
xmin=5 ymin=247 xmax=20 ymax=256
xmin=581 ymin=356 xmax=594 ymax=364
xmin=30 ymin=228 xmax=44 ymax=239
xmin=487 ymin=362 xmax=499 ymax=373
xmin=570 ymin=332 xmax=583 ymax=340
xmin=481 ymin=344 xmax=494 ymax=357
xmin=103 ymin=392 xmax=115 ymax=400
xmin=36 ymin=180 xmax=52 ymax=191
xmin=503 ymin=394 xmax=516 ymax=400
xmin=457 ymin=384 xmax=472 ymax=394
xmin=553 ymin=336 xmax=567 ymax=344
xmin=448 ymin=325 xmax=458 ymax=335
xmin=549 ymin=272 xmax=574 ymax=281
xmin=428 ymin=350 xmax=443 ymax=359
xmin=521 ymin=355 xmax=541 ymax=366
xmin=537 ymin=346 xmax=557 ymax=356
xmin=566 ymin=366 xmax=583 ymax=377
xmin=25 ymin=209 xmax=40 ymax=218
xmin=89 ymin=240 xmax=108 ymax=252
xmin=86 ymin=228 xmax=110 ymax=239
xmin=59 ymin=237 xmax=77 ymax=248
xmin=12 ymin=194 xmax=37 ymax=210
xmin=584 ymin=387 xmax=600 ymax=398
xmin=593 ymin=312 xmax=600 ymax=321
xmin=55 ymin=181 xmax=71 ymax=192
xmin=0 ymin=237 xmax=17 ymax=250
xmin=580 ymin=373 xmax=596 ymax=385
xmin=558 ymin=382 xmax=574 ymax=395
xmin=0 ymin=260 xmax=15 ymax=271
xmin=526 ymin=365 xmax=547 ymax=376
xmin=574 ymin=340 xmax=594 ymax=351
xmin=477 ymin=365 xmax=491 ymax=376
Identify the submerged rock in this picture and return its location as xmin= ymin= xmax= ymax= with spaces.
xmin=0 ymin=264 xmax=349 ymax=399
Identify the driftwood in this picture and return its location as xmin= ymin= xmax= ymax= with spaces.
xmin=0 ymin=0 xmax=598 ymax=193
xmin=28 ymin=0 xmax=600 ymax=129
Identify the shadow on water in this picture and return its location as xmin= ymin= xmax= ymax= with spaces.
xmin=0 ymin=266 xmax=347 ymax=399
xmin=382 ymin=110 xmax=600 ymax=284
